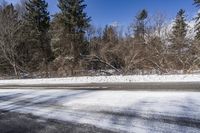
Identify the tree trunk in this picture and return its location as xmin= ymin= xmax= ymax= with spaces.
xmin=13 ymin=63 xmax=19 ymax=79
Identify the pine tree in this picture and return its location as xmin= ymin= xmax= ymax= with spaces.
xmin=194 ymin=0 xmax=200 ymax=7
xmin=134 ymin=9 xmax=148 ymax=43
xmin=58 ymin=0 xmax=91 ymax=60
xmin=194 ymin=0 xmax=200 ymax=40
xmin=171 ymin=9 xmax=188 ymax=53
xmin=25 ymin=0 xmax=50 ymax=34
xmin=24 ymin=0 xmax=53 ymax=75
xmin=57 ymin=0 xmax=91 ymax=75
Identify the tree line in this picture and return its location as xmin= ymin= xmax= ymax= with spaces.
xmin=0 ymin=0 xmax=200 ymax=78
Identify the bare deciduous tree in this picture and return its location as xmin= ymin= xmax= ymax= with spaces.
xmin=0 ymin=4 xmax=22 ymax=77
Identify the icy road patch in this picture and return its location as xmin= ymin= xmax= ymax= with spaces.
xmin=0 ymin=89 xmax=200 ymax=133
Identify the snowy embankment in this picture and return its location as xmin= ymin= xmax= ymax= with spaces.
xmin=0 ymin=74 xmax=200 ymax=86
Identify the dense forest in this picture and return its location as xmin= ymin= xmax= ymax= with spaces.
xmin=0 ymin=0 xmax=200 ymax=78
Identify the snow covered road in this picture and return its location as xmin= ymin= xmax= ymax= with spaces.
xmin=0 ymin=89 xmax=200 ymax=133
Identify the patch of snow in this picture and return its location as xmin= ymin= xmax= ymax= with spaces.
xmin=0 ymin=89 xmax=200 ymax=133
xmin=0 ymin=74 xmax=200 ymax=86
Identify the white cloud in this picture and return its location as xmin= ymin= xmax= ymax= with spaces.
xmin=157 ymin=19 xmax=196 ymax=40
xmin=187 ymin=20 xmax=196 ymax=39
xmin=109 ymin=21 xmax=120 ymax=27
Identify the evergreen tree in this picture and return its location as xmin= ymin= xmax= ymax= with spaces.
xmin=58 ymin=0 xmax=91 ymax=60
xmin=134 ymin=9 xmax=148 ymax=43
xmin=24 ymin=0 xmax=53 ymax=74
xmin=194 ymin=0 xmax=200 ymax=40
xmin=194 ymin=0 xmax=200 ymax=7
xmin=25 ymin=0 xmax=50 ymax=34
xmin=171 ymin=9 xmax=188 ymax=53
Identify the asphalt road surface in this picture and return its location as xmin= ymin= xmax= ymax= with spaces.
xmin=1 ymin=82 xmax=200 ymax=91
xmin=0 ymin=87 xmax=200 ymax=133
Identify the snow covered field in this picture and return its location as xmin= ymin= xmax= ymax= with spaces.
xmin=0 ymin=89 xmax=200 ymax=133
xmin=0 ymin=74 xmax=200 ymax=86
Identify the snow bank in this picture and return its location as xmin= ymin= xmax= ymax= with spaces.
xmin=0 ymin=74 xmax=200 ymax=86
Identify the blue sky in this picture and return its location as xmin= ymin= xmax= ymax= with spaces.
xmin=6 ymin=0 xmax=197 ymax=27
